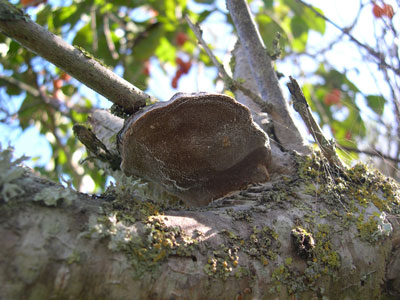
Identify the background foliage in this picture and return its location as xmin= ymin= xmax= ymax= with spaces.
xmin=0 ymin=0 xmax=399 ymax=192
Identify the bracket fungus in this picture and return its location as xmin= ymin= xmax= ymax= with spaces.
xmin=118 ymin=93 xmax=271 ymax=206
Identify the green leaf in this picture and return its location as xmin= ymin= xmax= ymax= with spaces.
xmin=61 ymin=84 xmax=77 ymax=97
xmin=155 ymin=37 xmax=176 ymax=63
xmin=18 ymin=95 xmax=45 ymax=130
xmin=290 ymin=15 xmax=308 ymax=38
xmin=257 ymin=14 xmax=287 ymax=53
xmin=0 ymin=75 xmax=21 ymax=96
xmin=366 ymin=95 xmax=386 ymax=116
xmin=52 ymin=5 xmax=81 ymax=28
xmin=263 ymin=0 xmax=274 ymax=9
xmin=303 ymin=6 xmax=325 ymax=34
xmin=35 ymin=4 xmax=52 ymax=26
xmin=58 ymin=149 xmax=67 ymax=165
xmin=131 ymin=23 xmax=164 ymax=60
xmin=289 ymin=16 xmax=308 ymax=51
xmin=73 ymin=22 xmax=93 ymax=50
xmin=281 ymin=0 xmax=304 ymax=15
xmin=337 ymin=147 xmax=359 ymax=162
xmin=197 ymin=9 xmax=213 ymax=23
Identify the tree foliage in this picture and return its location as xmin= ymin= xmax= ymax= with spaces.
xmin=0 ymin=0 xmax=399 ymax=191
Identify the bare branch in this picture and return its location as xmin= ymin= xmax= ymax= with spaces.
xmin=184 ymin=15 xmax=272 ymax=113
xmin=287 ymin=76 xmax=346 ymax=170
xmin=104 ymin=14 xmax=119 ymax=60
xmin=225 ymin=0 xmax=310 ymax=154
xmin=336 ymin=143 xmax=400 ymax=164
xmin=0 ymin=74 xmax=40 ymax=97
xmin=90 ymin=6 xmax=98 ymax=53
xmin=0 ymin=1 xmax=153 ymax=113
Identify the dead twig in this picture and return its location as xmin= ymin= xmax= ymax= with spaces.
xmin=287 ymin=76 xmax=346 ymax=170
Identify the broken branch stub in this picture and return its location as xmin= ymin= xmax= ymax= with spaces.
xmin=118 ymin=93 xmax=271 ymax=206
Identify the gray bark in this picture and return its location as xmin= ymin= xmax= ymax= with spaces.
xmin=1 ymin=149 xmax=399 ymax=300
xmin=226 ymin=0 xmax=310 ymax=155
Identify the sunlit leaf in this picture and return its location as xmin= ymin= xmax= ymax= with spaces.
xmin=257 ymin=14 xmax=288 ymax=53
xmin=155 ymin=37 xmax=176 ymax=63
xmin=366 ymin=95 xmax=386 ymax=116
xmin=303 ymin=6 xmax=325 ymax=34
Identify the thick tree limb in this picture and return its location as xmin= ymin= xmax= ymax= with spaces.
xmin=1 ymin=148 xmax=399 ymax=299
xmin=226 ymin=0 xmax=310 ymax=155
xmin=0 ymin=0 xmax=152 ymax=113
xmin=185 ymin=15 xmax=272 ymax=114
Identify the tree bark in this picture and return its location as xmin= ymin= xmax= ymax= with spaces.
xmin=0 ymin=0 xmax=152 ymax=113
xmin=1 ymin=149 xmax=399 ymax=300
xmin=1 ymin=1 xmax=399 ymax=299
xmin=226 ymin=0 xmax=310 ymax=155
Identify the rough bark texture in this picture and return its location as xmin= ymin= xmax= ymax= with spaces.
xmin=1 ymin=149 xmax=399 ymax=300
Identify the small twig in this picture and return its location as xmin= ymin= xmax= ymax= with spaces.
xmin=0 ymin=74 xmax=40 ymax=97
xmin=0 ymin=74 xmax=91 ymax=116
xmin=103 ymin=14 xmax=119 ymax=60
xmin=73 ymin=124 xmax=121 ymax=170
xmin=336 ymin=143 xmax=400 ymax=164
xmin=295 ymin=0 xmax=400 ymax=77
xmin=184 ymin=15 xmax=272 ymax=113
xmin=287 ymin=76 xmax=346 ymax=170
xmin=90 ymin=6 xmax=98 ymax=53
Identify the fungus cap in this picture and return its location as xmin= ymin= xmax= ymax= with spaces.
xmin=119 ymin=92 xmax=271 ymax=206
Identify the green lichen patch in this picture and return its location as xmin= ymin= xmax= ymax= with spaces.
xmin=204 ymin=244 xmax=240 ymax=279
xmin=294 ymin=151 xmax=399 ymax=244
xmin=313 ymin=224 xmax=341 ymax=270
xmin=270 ymin=224 xmax=340 ymax=297
xmin=356 ymin=211 xmax=393 ymax=243
xmin=33 ymin=186 xmax=77 ymax=207
xmin=110 ymin=104 xmax=130 ymax=119
xmin=226 ymin=208 xmax=254 ymax=222
xmin=291 ymin=227 xmax=315 ymax=259
xmin=270 ymin=259 xmax=309 ymax=295
xmin=296 ymin=151 xmax=400 ymax=215
xmin=245 ymin=225 xmax=280 ymax=265
xmin=89 ymin=212 xmax=199 ymax=278
xmin=0 ymin=147 xmax=28 ymax=203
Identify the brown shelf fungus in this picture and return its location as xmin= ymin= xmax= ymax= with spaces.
xmin=118 ymin=93 xmax=271 ymax=206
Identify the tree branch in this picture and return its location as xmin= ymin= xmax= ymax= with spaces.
xmin=225 ymin=0 xmax=310 ymax=154
xmin=337 ymin=143 xmax=400 ymax=164
xmin=184 ymin=15 xmax=272 ymax=114
xmin=104 ymin=14 xmax=119 ymax=60
xmin=287 ymin=76 xmax=346 ymax=170
xmin=0 ymin=0 xmax=152 ymax=113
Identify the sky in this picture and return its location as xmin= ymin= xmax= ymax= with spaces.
xmin=0 ymin=0 xmax=398 ymax=186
